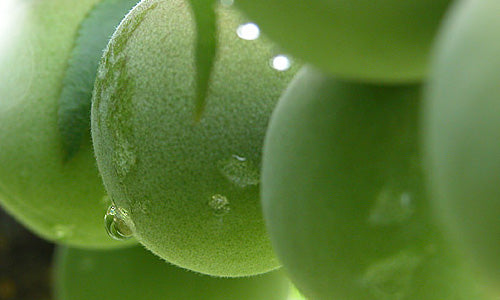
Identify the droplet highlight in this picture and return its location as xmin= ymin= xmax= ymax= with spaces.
xmin=270 ymin=55 xmax=291 ymax=71
xmin=104 ymin=204 xmax=135 ymax=240
xmin=236 ymin=23 xmax=260 ymax=40
xmin=218 ymin=154 xmax=260 ymax=188
xmin=208 ymin=194 xmax=230 ymax=217
xmin=361 ymin=251 xmax=422 ymax=300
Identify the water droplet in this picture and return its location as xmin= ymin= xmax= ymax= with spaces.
xmin=104 ymin=205 xmax=135 ymax=240
xmin=270 ymin=55 xmax=291 ymax=71
xmin=361 ymin=251 xmax=422 ymax=300
xmin=53 ymin=225 xmax=74 ymax=240
xmin=208 ymin=194 xmax=230 ymax=217
xmin=219 ymin=0 xmax=233 ymax=6
xmin=236 ymin=23 xmax=260 ymax=40
xmin=369 ymin=187 xmax=414 ymax=226
xmin=218 ymin=154 xmax=260 ymax=188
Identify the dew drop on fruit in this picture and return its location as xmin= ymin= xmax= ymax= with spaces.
xmin=270 ymin=55 xmax=291 ymax=71
xmin=236 ymin=23 xmax=260 ymax=40
xmin=368 ymin=187 xmax=414 ymax=226
xmin=104 ymin=204 xmax=135 ymax=240
xmin=361 ymin=251 xmax=422 ymax=300
xmin=218 ymin=154 xmax=260 ymax=188
xmin=208 ymin=194 xmax=230 ymax=217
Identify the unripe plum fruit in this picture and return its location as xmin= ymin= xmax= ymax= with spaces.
xmin=235 ymin=0 xmax=451 ymax=82
xmin=91 ymin=0 xmax=298 ymax=276
xmin=261 ymin=66 xmax=489 ymax=300
xmin=54 ymin=245 xmax=290 ymax=300
xmin=0 ymin=0 xmax=137 ymax=248
xmin=424 ymin=0 xmax=500 ymax=290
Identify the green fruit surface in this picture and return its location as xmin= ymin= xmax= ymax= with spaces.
xmin=261 ymin=66 xmax=488 ymax=299
xmin=424 ymin=0 xmax=500 ymax=288
xmin=0 ymin=0 xmax=137 ymax=248
xmin=54 ymin=245 xmax=290 ymax=300
xmin=91 ymin=0 xmax=298 ymax=276
xmin=235 ymin=0 xmax=450 ymax=82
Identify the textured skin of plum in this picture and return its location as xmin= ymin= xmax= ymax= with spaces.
xmin=261 ymin=66 xmax=489 ymax=300
xmin=236 ymin=0 xmax=451 ymax=82
xmin=54 ymin=246 xmax=290 ymax=300
xmin=0 ymin=0 xmax=135 ymax=248
xmin=91 ymin=0 xmax=298 ymax=276
xmin=424 ymin=0 xmax=500 ymax=290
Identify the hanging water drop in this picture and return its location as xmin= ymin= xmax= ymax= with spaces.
xmin=270 ymin=55 xmax=291 ymax=71
xmin=208 ymin=194 xmax=230 ymax=217
xmin=236 ymin=23 xmax=260 ymax=40
xmin=104 ymin=204 xmax=135 ymax=240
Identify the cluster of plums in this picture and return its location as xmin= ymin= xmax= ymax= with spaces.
xmin=0 ymin=0 xmax=499 ymax=299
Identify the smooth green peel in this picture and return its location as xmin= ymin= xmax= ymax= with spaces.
xmin=424 ymin=0 xmax=500 ymax=289
xmin=236 ymin=0 xmax=451 ymax=82
xmin=54 ymin=246 xmax=290 ymax=300
xmin=261 ymin=66 xmax=489 ymax=299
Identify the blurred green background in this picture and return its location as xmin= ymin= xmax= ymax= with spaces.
xmin=0 ymin=206 xmax=53 ymax=300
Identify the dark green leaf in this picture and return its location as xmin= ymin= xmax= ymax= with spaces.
xmin=188 ymin=0 xmax=218 ymax=120
xmin=58 ymin=0 xmax=139 ymax=162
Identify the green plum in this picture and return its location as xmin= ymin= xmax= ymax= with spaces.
xmin=424 ymin=0 xmax=500 ymax=290
xmin=235 ymin=0 xmax=451 ymax=82
xmin=0 ymin=0 xmax=137 ymax=248
xmin=54 ymin=245 xmax=290 ymax=300
xmin=261 ymin=66 xmax=488 ymax=299
xmin=91 ymin=0 xmax=298 ymax=276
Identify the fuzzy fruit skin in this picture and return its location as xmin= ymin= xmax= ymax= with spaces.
xmin=424 ymin=0 xmax=500 ymax=288
xmin=0 ymin=0 xmax=132 ymax=248
xmin=91 ymin=0 xmax=298 ymax=276
xmin=262 ymin=66 xmax=488 ymax=300
xmin=235 ymin=0 xmax=450 ymax=82
xmin=54 ymin=246 xmax=290 ymax=300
